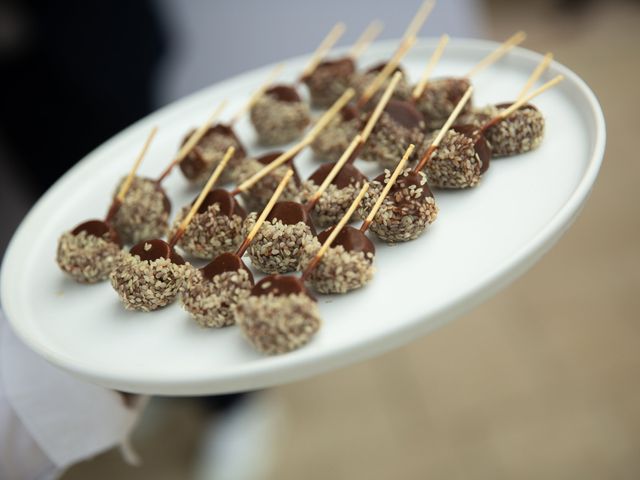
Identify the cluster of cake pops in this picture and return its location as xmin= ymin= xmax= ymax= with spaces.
xmin=56 ymin=0 xmax=564 ymax=356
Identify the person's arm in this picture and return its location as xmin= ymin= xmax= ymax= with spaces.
xmin=0 ymin=309 xmax=146 ymax=479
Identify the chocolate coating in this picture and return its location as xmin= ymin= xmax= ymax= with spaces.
xmin=307 ymin=57 xmax=355 ymax=80
xmin=266 ymin=85 xmax=301 ymax=103
xmin=317 ymin=225 xmax=375 ymax=259
xmin=201 ymin=252 xmax=254 ymax=284
xmin=267 ymin=201 xmax=315 ymax=232
xmin=452 ymin=124 xmax=492 ymax=173
xmin=180 ymin=124 xmax=246 ymax=181
xmin=129 ymin=239 xmax=185 ymax=265
xmin=72 ymin=219 xmax=121 ymax=246
xmin=341 ymin=103 xmax=361 ymax=122
xmin=195 ymin=188 xmax=247 ymax=218
xmin=251 ymin=274 xmax=314 ymax=300
xmin=366 ymin=62 xmax=403 ymax=75
xmin=383 ymin=99 xmax=425 ymax=130
xmin=308 ymin=163 xmax=367 ymax=189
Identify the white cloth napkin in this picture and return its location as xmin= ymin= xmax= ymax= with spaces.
xmin=0 ymin=309 xmax=145 ymax=479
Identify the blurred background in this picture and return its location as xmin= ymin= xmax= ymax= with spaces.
xmin=1 ymin=0 xmax=639 ymax=478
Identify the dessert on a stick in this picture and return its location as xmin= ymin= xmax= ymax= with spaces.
xmin=179 ymin=65 xmax=283 ymax=184
xmin=250 ymin=23 xmax=345 ymax=145
xmin=302 ymin=20 xmax=383 ymax=108
xmin=477 ymin=53 xmax=553 ymax=157
xmin=112 ymin=101 xmax=227 ymax=244
xmin=56 ymin=127 xmax=157 ymax=283
xmin=357 ymin=143 xmax=438 ymax=243
xmin=169 ymin=147 xmax=245 ymax=260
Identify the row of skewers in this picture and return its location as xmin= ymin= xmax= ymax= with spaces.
xmin=56 ymin=0 xmax=564 ymax=355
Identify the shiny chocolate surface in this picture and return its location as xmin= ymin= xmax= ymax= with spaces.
xmin=317 ymin=225 xmax=375 ymax=259
xmin=201 ymin=252 xmax=254 ymax=284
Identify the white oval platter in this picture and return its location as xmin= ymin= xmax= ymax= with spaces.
xmin=0 ymin=38 xmax=605 ymax=395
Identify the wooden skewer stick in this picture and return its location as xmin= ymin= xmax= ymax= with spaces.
xmin=402 ymin=0 xmax=436 ymax=42
xmin=360 ymin=144 xmax=413 ymax=232
xmin=232 ymin=141 xmax=308 ymax=195
xmin=306 ymin=87 xmax=356 ymax=139
xmin=358 ymin=36 xmax=416 ymax=107
xmin=517 ymin=52 xmax=553 ymax=100
xmin=302 ymin=182 xmax=370 ymax=280
xmin=349 ymin=20 xmax=384 ymax=60
xmin=480 ymin=75 xmax=564 ymax=133
xmin=299 ymin=22 xmax=347 ymax=80
xmin=305 ymin=134 xmax=363 ymax=210
xmin=229 ymin=64 xmax=285 ymax=125
xmin=415 ymin=86 xmax=473 ymax=172
xmin=105 ymin=126 xmax=158 ymax=222
xmin=360 ymin=71 xmax=403 ymax=142
xmin=169 ymin=146 xmax=235 ymax=248
xmin=232 ymin=88 xmax=354 ymax=195
xmin=412 ymin=34 xmax=450 ymax=100
xmin=156 ymin=100 xmax=228 ymax=183
xmin=235 ymin=169 xmax=295 ymax=257
xmin=466 ymin=31 xmax=527 ymax=78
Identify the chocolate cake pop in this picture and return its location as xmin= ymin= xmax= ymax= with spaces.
xmin=417 ymin=86 xmax=488 ymax=189
xmin=479 ymin=53 xmax=552 ymax=157
xmin=236 ymin=185 xmax=367 ymax=355
xmin=110 ymin=159 xmax=228 ymax=311
xmin=112 ymin=102 xmax=227 ymax=244
xmin=169 ymin=147 xmax=245 ymax=259
xmin=236 ymin=275 xmax=321 ymax=355
xmin=413 ymin=31 xmax=526 ymax=129
xmin=302 ymin=21 xmax=382 ymax=108
xmin=179 ymin=66 xmax=284 ymax=184
xmin=181 ymin=170 xmax=293 ymax=327
xmin=250 ymin=85 xmax=311 ymax=145
xmin=300 ymin=134 xmax=367 ymax=228
xmin=243 ymin=201 xmax=319 ymax=274
xmin=56 ymin=127 xmax=156 ymax=283
xmin=311 ymin=67 xmax=405 ymax=164
xmin=484 ymin=103 xmax=545 ymax=157
xmin=250 ymin=24 xmax=345 ymax=145
xmin=358 ymin=143 xmax=438 ymax=242
xmin=110 ymin=175 xmax=172 ymax=245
